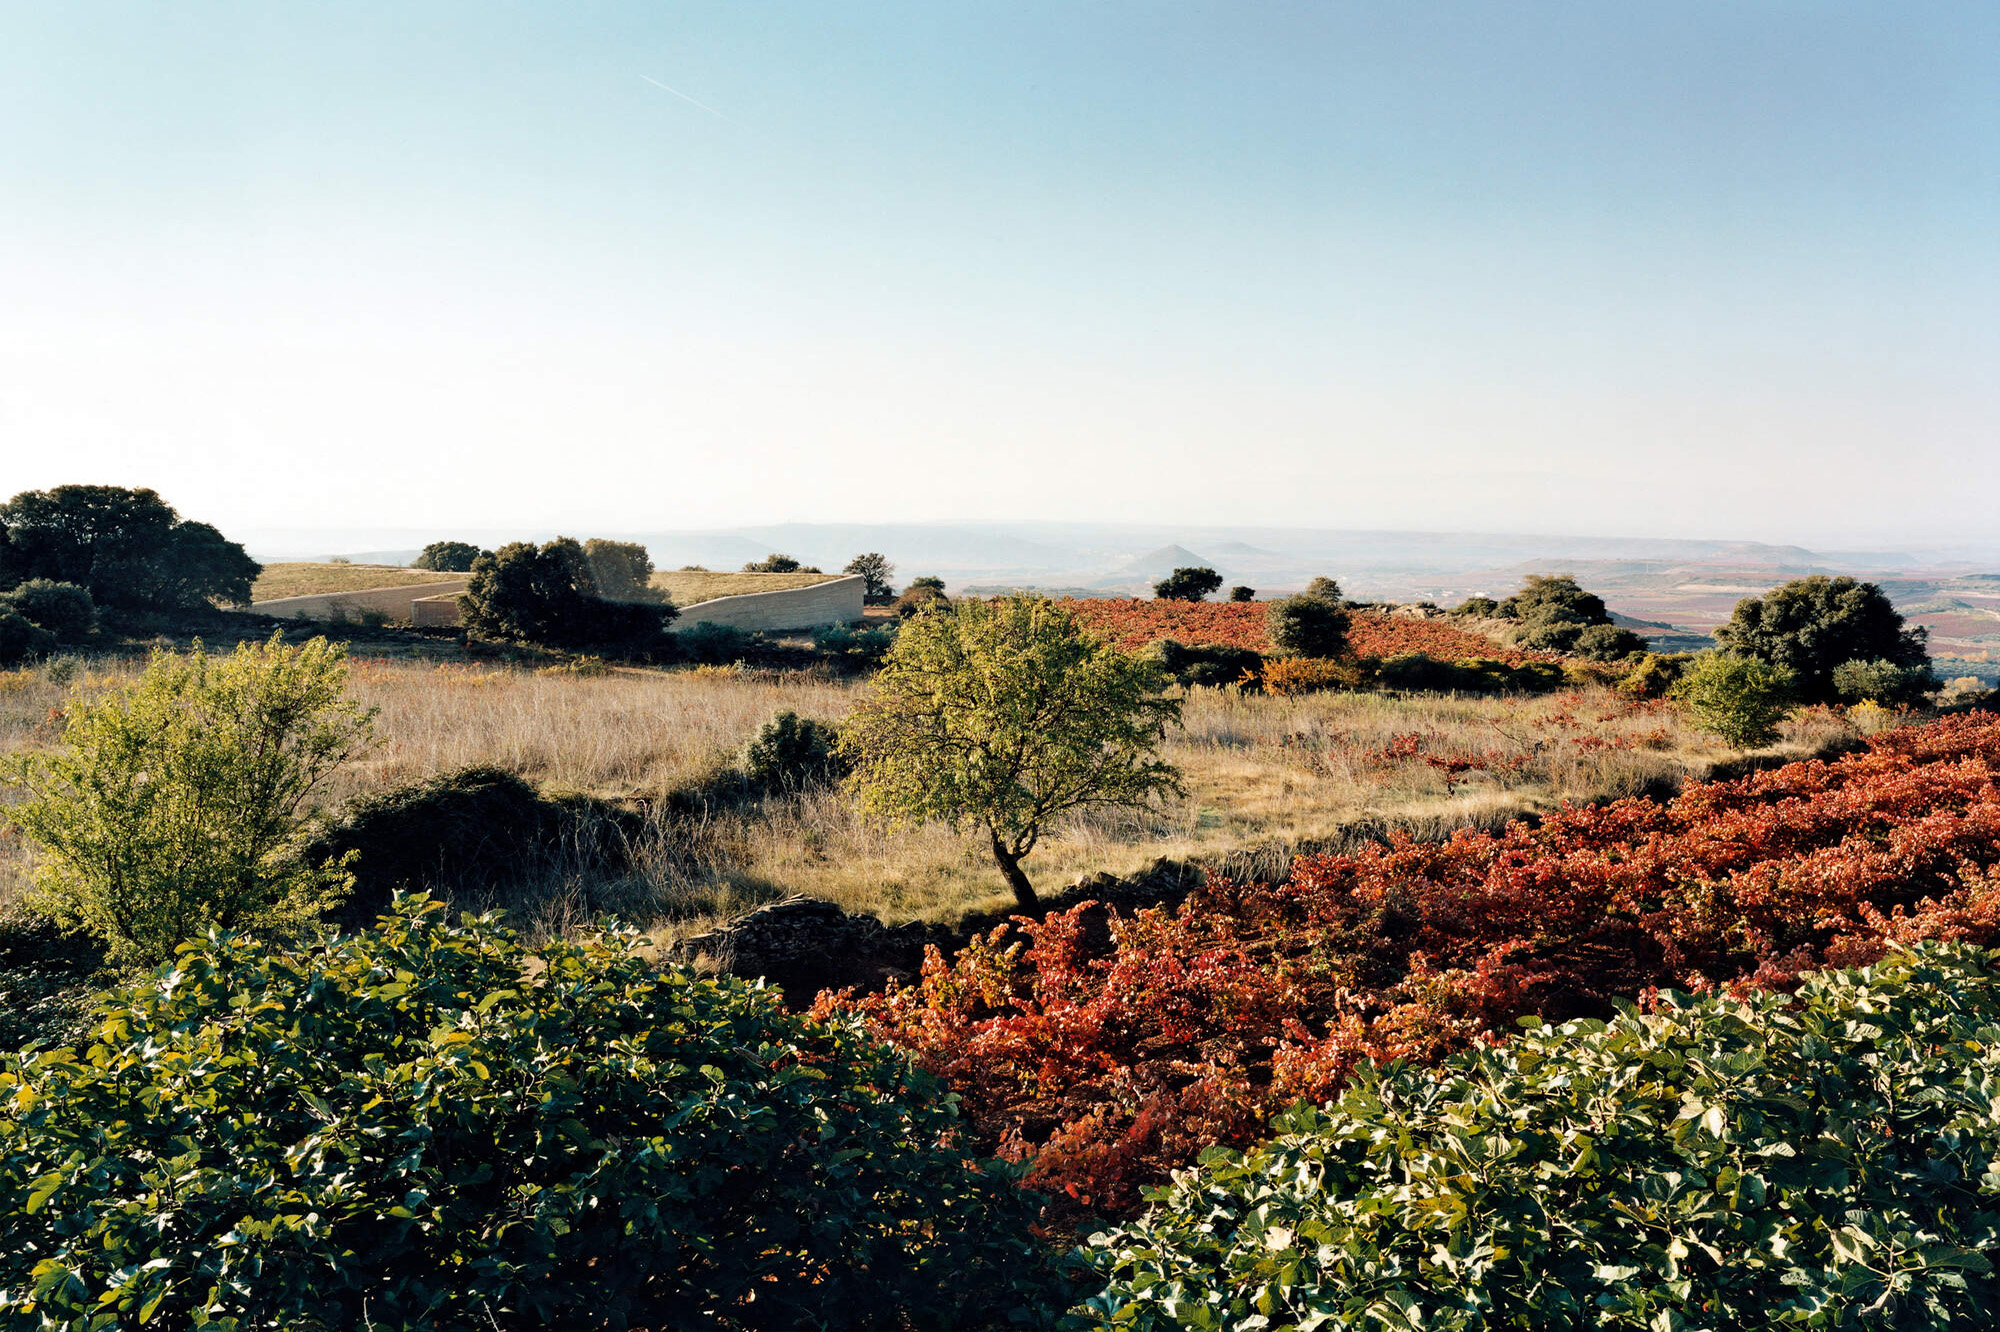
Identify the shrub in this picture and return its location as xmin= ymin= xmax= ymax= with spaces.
xmin=0 ymin=484 xmax=259 ymax=610
xmin=1079 ymin=944 xmax=2000 ymax=1330
xmin=0 ymin=608 xmax=54 ymax=666
xmin=1498 ymin=573 xmax=1609 ymax=626
xmin=834 ymin=713 xmax=2000 ymax=1213
xmin=1833 ymin=655 xmax=1939 ymax=707
xmin=1513 ymin=617 xmax=1585 ymax=653
xmin=1258 ymin=655 xmax=1363 ymax=695
xmin=1671 ymin=649 xmax=1797 ymax=747
xmin=815 ymin=622 xmax=896 ymax=667
xmin=1265 ymin=595 xmax=1350 ymax=659
xmin=1227 ymin=585 xmax=1255 ymax=602
xmin=895 ymin=583 xmax=949 ymax=618
xmin=1571 ymin=621 xmax=1647 ymax=662
xmin=743 ymin=710 xmax=846 ymax=791
xmin=1617 ymin=651 xmax=1690 ymax=698
xmin=0 ymin=579 xmax=95 ymax=641
xmin=1152 ymin=566 xmax=1223 ymax=602
xmin=1146 ymin=639 xmax=1264 ymax=689
xmin=677 ymin=620 xmax=752 ymax=664
xmin=842 ymin=594 xmax=1182 ymax=908
xmin=1716 ymin=574 xmax=1930 ymax=703
xmin=3 ymin=633 xmax=378 ymax=966
xmin=460 ymin=538 xmax=675 ymax=652
xmin=1302 ymin=576 xmax=1343 ymax=602
xmin=1451 ymin=595 xmax=1499 ymax=617
xmin=743 ymin=552 xmax=809 ymax=572
xmin=0 ymin=897 xmax=1068 ymax=1330
xmin=411 ymin=540 xmax=485 ymax=572
xmin=844 ymin=551 xmax=896 ymax=602
xmin=582 ymin=538 xmax=667 ymax=602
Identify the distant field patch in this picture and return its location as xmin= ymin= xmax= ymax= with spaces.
xmin=251 ymin=563 xmax=458 ymax=602
xmin=651 ymin=570 xmax=841 ymax=607
xmin=1061 ymin=598 xmax=1536 ymax=663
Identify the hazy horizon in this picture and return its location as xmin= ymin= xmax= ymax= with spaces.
xmin=5 ymin=4 xmax=1996 ymax=545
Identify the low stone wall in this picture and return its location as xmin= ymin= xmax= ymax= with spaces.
xmin=672 ymin=575 xmax=866 ymax=634
xmin=251 ymin=579 xmax=470 ymax=623
xmin=411 ymin=594 xmax=463 ymax=627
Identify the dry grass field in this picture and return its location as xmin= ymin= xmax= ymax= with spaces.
xmin=250 ymin=562 xmax=462 ymax=602
xmin=649 ymin=569 xmax=844 ymax=606
xmin=0 ymin=652 xmax=1861 ymax=942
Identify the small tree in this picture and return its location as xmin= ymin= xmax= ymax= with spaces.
xmin=743 ymin=710 xmax=846 ymax=791
xmin=841 ymin=595 xmax=1183 ymax=909
xmin=1228 ymin=585 xmax=1256 ymax=603
xmin=744 ymin=553 xmax=804 ymax=573
xmin=1 ymin=579 xmax=94 ymax=642
xmin=1267 ymin=595 xmax=1351 ymax=659
xmin=896 ymin=577 xmax=949 ymax=619
xmin=460 ymin=538 xmax=674 ymax=651
xmin=583 ymin=538 xmax=665 ymax=602
xmin=412 ymin=540 xmax=484 ymax=572
xmin=1303 ymin=577 xmax=1344 ymax=603
xmin=1153 ymin=566 xmax=1223 ymax=602
xmin=4 ymin=634 xmax=378 ymax=966
xmin=1831 ymin=657 xmax=1937 ymax=707
xmin=1671 ymin=651 xmax=1796 ymax=749
xmin=0 ymin=607 xmax=55 ymax=665
xmin=1499 ymin=574 xmax=1609 ymax=626
xmin=844 ymin=552 xmax=897 ymax=603
xmin=1716 ymin=576 xmax=1929 ymax=703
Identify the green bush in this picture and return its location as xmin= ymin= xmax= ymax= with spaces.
xmin=1671 ymin=650 xmax=1796 ymax=748
xmin=743 ymin=710 xmax=846 ymax=791
xmin=1716 ymin=575 xmax=1930 ymax=703
xmin=1152 ymin=566 xmax=1223 ymax=602
xmin=812 ymin=622 xmax=897 ymax=668
xmin=412 ymin=540 xmax=485 ymax=572
xmin=460 ymin=538 xmax=675 ymax=652
xmin=1514 ymin=616 xmax=1585 ymax=653
xmin=1617 ymin=651 xmax=1692 ymax=698
xmin=677 ymin=620 xmax=753 ymax=663
xmin=744 ymin=552 xmax=817 ymax=573
xmin=1266 ymin=595 xmax=1351 ymax=659
xmin=1571 ymin=622 xmax=1648 ymax=662
xmin=0 ymin=607 xmax=53 ymax=666
xmin=0 ymin=896 xmax=1067 ymax=1330
xmin=1832 ymin=656 xmax=1939 ymax=707
xmin=896 ymin=583 xmax=950 ymax=618
xmin=1451 ymin=595 xmax=1499 ymax=617
xmin=1147 ymin=639 xmax=1264 ymax=689
xmin=1080 ymin=943 xmax=2000 ymax=1331
xmin=2 ymin=633 xmax=378 ymax=967
xmin=1498 ymin=573 xmax=1609 ymax=625
xmin=0 ymin=579 xmax=95 ymax=642
xmin=0 ymin=484 xmax=260 ymax=610
xmin=1228 ymin=585 xmax=1256 ymax=603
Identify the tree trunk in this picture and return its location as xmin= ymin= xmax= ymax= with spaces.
xmin=989 ymin=831 xmax=1040 ymax=911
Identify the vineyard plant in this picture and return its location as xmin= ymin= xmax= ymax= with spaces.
xmin=1063 ymin=599 xmax=1541 ymax=664
xmin=828 ymin=712 xmax=2000 ymax=1214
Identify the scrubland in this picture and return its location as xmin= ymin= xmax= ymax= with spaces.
xmin=1 ymin=654 xmax=1857 ymax=940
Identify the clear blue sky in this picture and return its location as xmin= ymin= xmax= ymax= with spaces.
xmin=3 ymin=3 xmax=1994 ymax=545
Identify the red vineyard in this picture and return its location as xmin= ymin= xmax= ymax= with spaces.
xmin=823 ymin=712 xmax=2000 ymax=1215
xmin=1060 ymin=597 xmax=1535 ymax=664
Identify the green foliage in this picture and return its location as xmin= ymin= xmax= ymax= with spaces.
xmin=1153 ymin=566 xmax=1224 ymax=602
xmin=1146 ymin=638 xmax=1264 ymax=689
xmin=0 ymin=608 xmax=54 ymax=666
xmin=0 ymin=484 xmax=260 ymax=610
xmin=1499 ymin=573 xmax=1610 ymax=626
xmin=812 ymin=621 xmax=897 ymax=668
xmin=1451 ymin=595 xmax=1500 ymax=617
xmin=1671 ymin=649 xmax=1796 ymax=748
xmin=3 ymin=633 xmax=378 ymax=967
xmin=1716 ymin=575 xmax=1929 ymax=703
xmin=1832 ymin=655 xmax=1939 ymax=707
xmin=1302 ymin=577 xmax=1343 ymax=602
xmin=676 ymin=620 xmax=753 ymax=663
xmin=1372 ymin=653 xmax=1564 ymax=694
xmin=411 ymin=540 xmax=486 ymax=572
xmin=896 ymin=581 xmax=950 ymax=618
xmin=743 ymin=710 xmax=847 ymax=792
xmin=1618 ymin=651 xmax=1693 ymax=699
xmin=582 ymin=538 xmax=666 ymax=602
xmin=0 ymin=896 xmax=1069 ymax=1330
xmin=743 ymin=552 xmax=813 ymax=573
xmin=845 ymin=551 xmax=897 ymax=601
xmin=460 ymin=538 xmax=675 ymax=651
xmin=0 ymin=580 xmax=95 ymax=642
xmin=841 ymin=594 xmax=1183 ymax=908
xmin=1080 ymin=944 xmax=2000 ymax=1331
xmin=1266 ymin=595 xmax=1351 ymax=659
xmin=908 ymin=575 xmax=947 ymax=594
xmin=1571 ymin=622 xmax=1648 ymax=662
xmin=1228 ymin=585 xmax=1255 ymax=603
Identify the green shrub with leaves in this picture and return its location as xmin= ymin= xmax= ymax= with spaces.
xmin=1571 ymin=621 xmax=1648 ymax=662
xmin=3 ymin=633 xmax=378 ymax=966
xmin=0 ymin=579 xmax=95 ymax=642
xmin=1228 ymin=585 xmax=1256 ymax=603
xmin=0 ymin=607 xmax=53 ymax=666
xmin=1716 ymin=575 xmax=1930 ymax=703
xmin=743 ymin=710 xmax=847 ymax=791
xmin=1617 ymin=651 xmax=1692 ymax=698
xmin=812 ymin=622 xmax=897 ymax=668
xmin=412 ymin=540 xmax=486 ymax=572
xmin=1153 ymin=566 xmax=1224 ymax=602
xmin=460 ymin=538 xmax=675 ymax=652
xmin=1146 ymin=639 xmax=1264 ymax=689
xmin=0 ymin=896 xmax=1069 ymax=1330
xmin=1266 ymin=595 xmax=1351 ymax=660
xmin=677 ymin=619 xmax=753 ymax=663
xmin=1079 ymin=943 xmax=2000 ymax=1331
xmin=1671 ymin=649 xmax=1797 ymax=747
xmin=1832 ymin=656 xmax=1939 ymax=707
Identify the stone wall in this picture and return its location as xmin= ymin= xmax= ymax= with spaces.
xmin=251 ymin=579 xmax=470 ymax=623
xmin=671 ymin=574 xmax=866 ymax=634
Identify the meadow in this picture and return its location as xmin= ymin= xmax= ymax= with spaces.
xmin=247 ymin=562 xmax=466 ymax=602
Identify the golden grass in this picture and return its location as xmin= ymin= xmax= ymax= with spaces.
xmin=0 ymin=652 xmax=1867 ymax=941
xmin=649 ymin=570 xmax=843 ymax=606
xmin=251 ymin=563 xmax=462 ymax=602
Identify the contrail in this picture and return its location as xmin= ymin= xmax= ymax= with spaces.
xmin=640 ymin=74 xmax=750 ymax=130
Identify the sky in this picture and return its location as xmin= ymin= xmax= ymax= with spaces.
xmin=1 ymin=2 xmax=1995 ymax=547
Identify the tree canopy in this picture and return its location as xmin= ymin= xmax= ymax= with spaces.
xmin=1715 ymin=575 xmax=1930 ymax=703
xmin=1152 ymin=566 xmax=1223 ymax=602
xmin=582 ymin=538 xmax=666 ymax=602
xmin=460 ymin=538 xmax=675 ymax=651
xmin=412 ymin=540 xmax=485 ymax=572
xmin=841 ymin=594 xmax=1183 ymax=908
xmin=844 ymin=551 xmax=896 ymax=601
xmin=0 ymin=485 xmax=259 ymax=610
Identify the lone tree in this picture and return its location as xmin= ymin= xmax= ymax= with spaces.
xmin=1153 ymin=566 xmax=1224 ymax=602
xmin=413 ymin=540 xmax=485 ymax=572
xmin=1715 ymin=575 xmax=1930 ymax=704
xmin=583 ymin=538 xmax=665 ymax=602
xmin=460 ymin=538 xmax=675 ymax=651
xmin=1228 ymin=585 xmax=1256 ymax=603
xmin=1267 ymin=594 xmax=1351 ymax=659
xmin=1671 ymin=651 xmax=1797 ymax=749
xmin=841 ymin=595 xmax=1183 ymax=909
xmin=844 ymin=552 xmax=897 ymax=603
xmin=745 ymin=553 xmax=819 ymax=573
xmin=1498 ymin=574 xmax=1609 ymax=626
xmin=0 ymin=485 xmax=260 ymax=610
xmin=4 ymin=633 xmax=378 ymax=966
